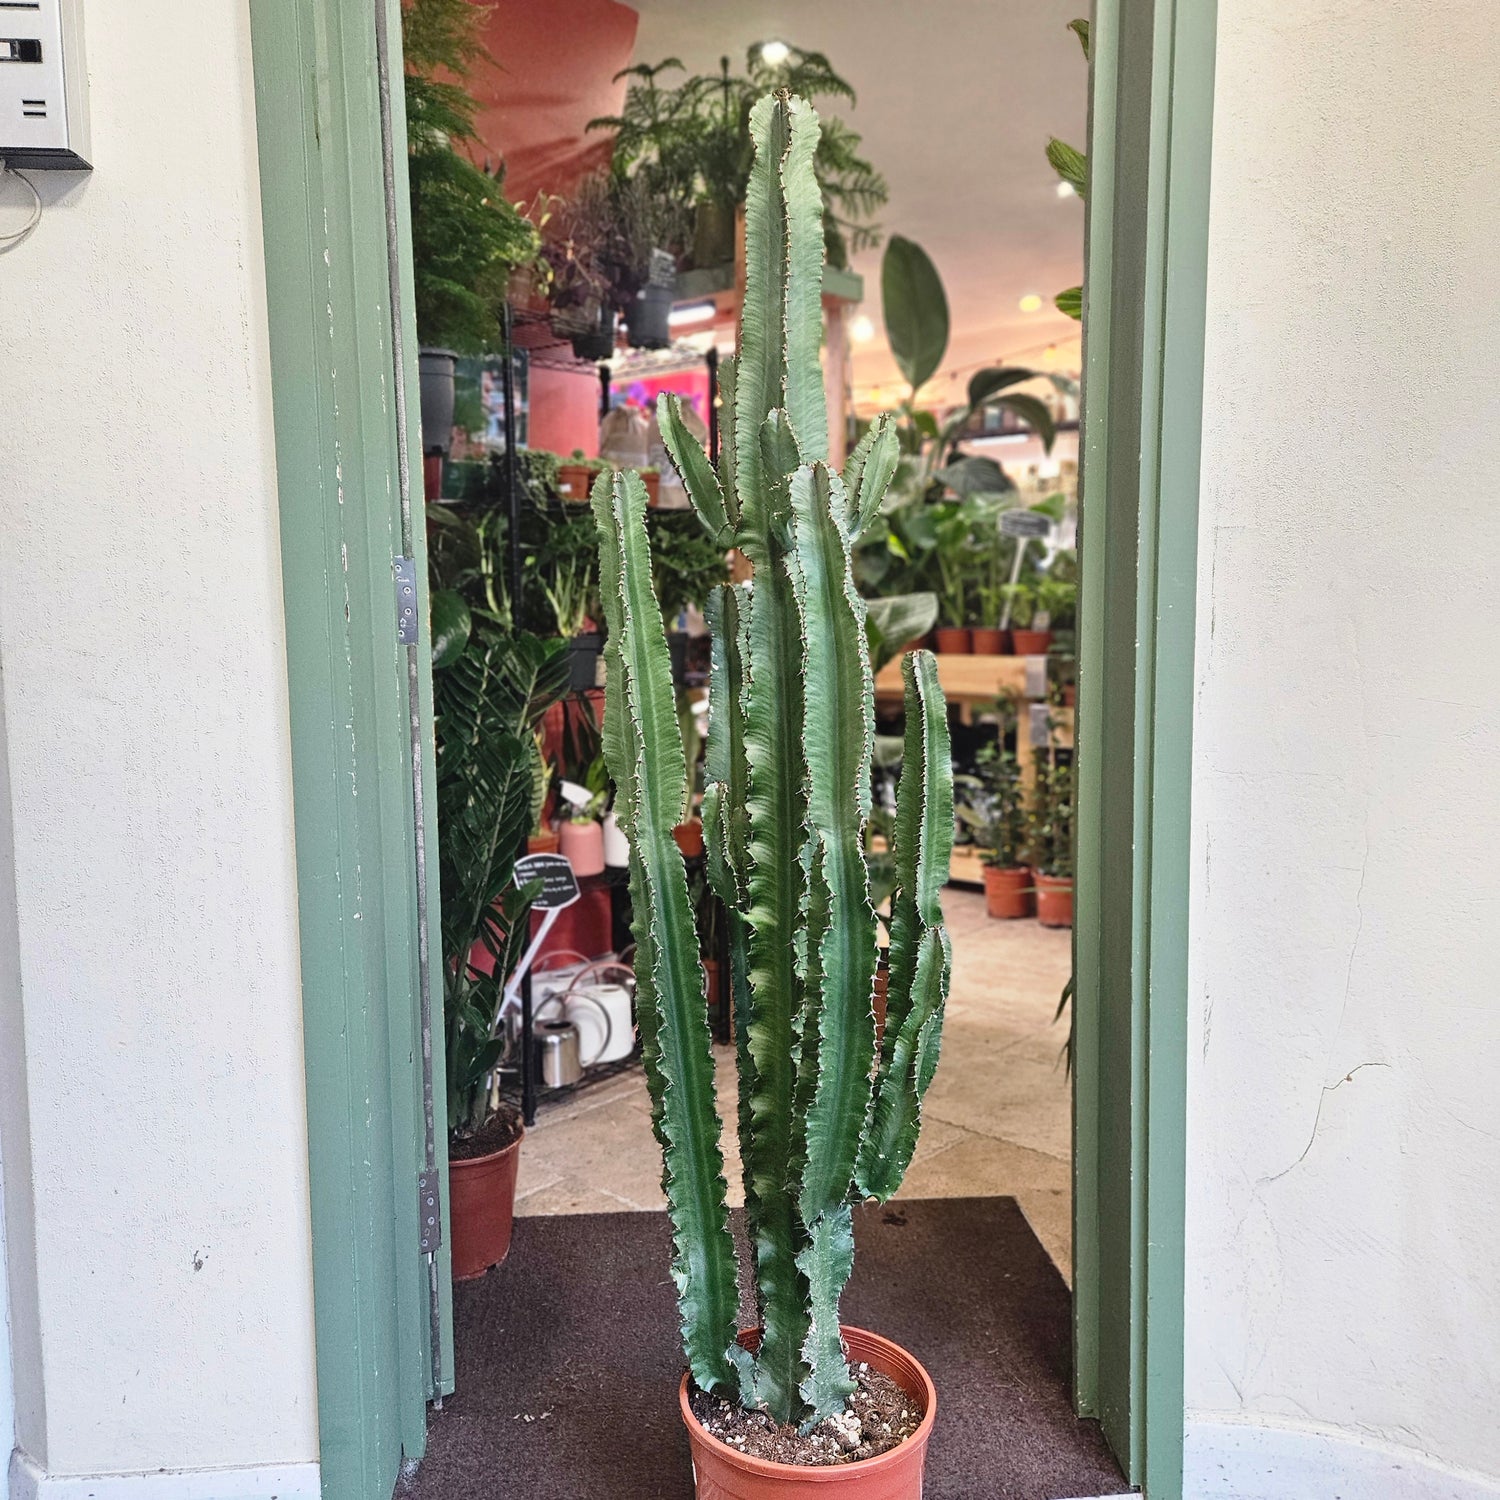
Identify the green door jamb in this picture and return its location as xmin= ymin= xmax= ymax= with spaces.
xmin=1072 ymin=1 xmax=1217 ymax=1496
xmin=250 ymin=2 xmax=451 ymax=1497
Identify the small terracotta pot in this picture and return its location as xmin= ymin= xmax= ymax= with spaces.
xmin=932 ymin=627 xmax=971 ymax=654
xmin=1034 ymin=871 xmax=1074 ymax=928
xmin=448 ymin=1127 xmax=524 ymax=1281
xmin=1062 ymin=682 xmax=1076 ymax=708
xmin=983 ymin=865 xmax=1034 ymax=920
xmin=560 ymin=818 xmax=605 ymax=877
xmin=527 ymin=828 xmax=561 ymax=856
xmin=680 ymin=1326 xmax=936 ymax=1499
xmin=642 ymin=470 xmax=662 ymax=507
xmin=673 ymin=817 xmax=705 ymax=859
xmin=556 ymin=463 xmax=599 ymax=502
xmin=1010 ymin=628 xmax=1052 ymax=656
xmin=969 ymin=626 xmax=1006 ymax=654
xmin=702 ymin=956 xmax=721 ymax=1015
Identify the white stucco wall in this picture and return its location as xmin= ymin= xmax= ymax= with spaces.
xmin=0 ymin=0 xmax=318 ymax=1485
xmin=1190 ymin=0 xmax=1500 ymax=1491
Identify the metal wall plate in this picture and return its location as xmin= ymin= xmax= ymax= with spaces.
xmin=394 ymin=556 xmax=419 ymax=645
xmin=417 ymin=1169 xmax=441 ymax=1254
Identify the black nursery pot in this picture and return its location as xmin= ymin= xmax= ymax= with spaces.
xmin=625 ymin=284 xmax=673 ymax=349
xmin=568 ymin=633 xmax=604 ymax=692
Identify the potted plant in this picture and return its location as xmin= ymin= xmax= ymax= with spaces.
xmin=432 ymin=622 xmax=570 ymax=1278
xmin=555 ymin=450 xmax=609 ymax=503
xmin=591 ymin=92 xmax=948 ymax=1494
xmin=964 ymin=740 xmax=1033 ymax=919
xmin=558 ymin=753 xmax=610 ymax=877
xmin=404 ymin=0 xmax=538 ymax=464
xmin=1004 ymin=581 xmax=1052 ymax=655
xmin=1029 ymin=757 xmax=1074 ymax=928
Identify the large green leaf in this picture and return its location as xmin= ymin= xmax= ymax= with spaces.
xmin=966 ymin=366 xmax=1038 ymax=409
xmin=865 ymin=592 xmax=938 ymax=673
xmin=992 ymin=392 xmax=1058 ymax=453
xmin=1047 ymin=137 xmax=1088 ymax=199
xmin=430 ymin=587 xmax=471 ymax=668
xmin=881 ymin=234 xmax=949 ymax=394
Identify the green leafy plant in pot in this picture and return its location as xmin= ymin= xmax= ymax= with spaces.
xmin=1028 ymin=755 xmax=1075 ymax=929
xmin=958 ymin=731 xmax=1033 ymax=920
xmin=432 ymin=616 xmax=571 ymax=1277
xmin=591 ymin=92 xmax=951 ymax=1493
xmin=404 ymin=0 xmax=539 ymax=464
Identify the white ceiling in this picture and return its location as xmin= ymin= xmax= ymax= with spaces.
xmin=630 ymin=0 xmax=1088 ymax=407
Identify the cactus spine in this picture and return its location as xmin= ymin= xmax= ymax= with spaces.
xmin=592 ymin=90 xmax=953 ymax=1429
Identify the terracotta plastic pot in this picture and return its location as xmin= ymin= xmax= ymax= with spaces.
xmin=1062 ymin=682 xmax=1077 ymax=707
xmin=448 ymin=1127 xmax=524 ymax=1281
xmin=932 ymin=627 xmax=971 ymax=654
xmin=1034 ymin=871 xmax=1074 ymax=928
xmin=673 ymin=817 xmax=705 ymax=859
xmin=983 ymin=865 xmax=1034 ymax=920
xmin=680 ymin=1326 xmax=936 ymax=1499
xmin=702 ymin=956 xmax=721 ymax=1016
xmin=969 ymin=626 xmax=1006 ymax=655
xmin=556 ymin=463 xmax=599 ymax=502
xmin=642 ymin=470 xmax=662 ymax=507
xmin=1010 ymin=628 xmax=1052 ymax=656
xmin=527 ymin=828 xmax=561 ymax=856
xmin=560 ymin=818 xmax=605 ymax=877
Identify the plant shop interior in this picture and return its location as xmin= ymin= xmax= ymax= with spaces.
xmin=412 ymin=0 xmax=1103 ymax=1494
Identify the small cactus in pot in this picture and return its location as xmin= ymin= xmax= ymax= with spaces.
xmin=591 ymin=89 xmax=953 ymax=1456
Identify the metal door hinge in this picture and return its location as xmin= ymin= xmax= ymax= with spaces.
xmin=394 ymin=556 xmax=419 ymax=645
xmin=418 ymin=1168 xmax=442 ymax=1254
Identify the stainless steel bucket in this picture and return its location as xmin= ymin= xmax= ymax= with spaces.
xmin=533 ymin=1019 xmax=582 ymax=1089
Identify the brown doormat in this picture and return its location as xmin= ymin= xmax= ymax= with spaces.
xmin=399 ymin=1197 xmax=1130 ymax=1500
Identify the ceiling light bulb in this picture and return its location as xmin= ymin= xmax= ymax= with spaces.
xmin=850 ymin=314 xmax=875 ymax=344
xmin=1018 ymin=293 xmax=1044 ymax=313
xmin=759 ymin=39 xmax=790 ymax=66
xmin=1056 ymin=181 xmax=1076 ymax=199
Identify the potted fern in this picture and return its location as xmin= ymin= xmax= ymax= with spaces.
xmin=1029 ymin=757 xmax=1075 ymax=928
xmin=592 ymin=92 xmax=950 ymax=1494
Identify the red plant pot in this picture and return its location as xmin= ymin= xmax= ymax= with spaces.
xmin=556 ymin=463 xmax=599 ymax=502
xmin=448 ymin=1128 xmax=524 ymax=1281
xmin=560 ymin=818 xmax=605 ymax=876
xmin=983 ymin=864 xmax=1035 ymax=920
xmin=680 ymin=1326 xmax=937 ymax=1499
xmin=673 ymin=817 xmax=705 ymax=859
xmin=642 ymin=470 xmax=662 ymax=507
xmin=932 ymin=627 xmax=971 ymax=654
xmin=1034 ymin=871 xmax=1074 ymax=928
xmin=527 ymin=828 xmax=561 ymax=856
xmin=1010 ymin=628 xmax=1052 ymax=656
xmin=969 ymin=626 xmax=1006 ymax=655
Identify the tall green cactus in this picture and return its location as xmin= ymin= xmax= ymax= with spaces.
xmin=592 ymin=90 xmax=953 ymax=1429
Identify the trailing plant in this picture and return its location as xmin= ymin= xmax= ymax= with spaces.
xmin=1047 ymin=19 xmax=1091 ymax=320
xmin=592 ymin=48 xmax=888 ymax=268
xmin=403 ymin=0 xmax=538 ymax=351
xmin=591 ymin=92 xmax=953 ymax=1428
xmin=433 ymin=624 xmax=570 ymax=1134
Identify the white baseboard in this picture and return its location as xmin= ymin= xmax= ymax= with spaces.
xmin=9 ymin=1449 xmax=321 ymax=1500
xmin=1185 ymin=1419 xmax=1500 ymax=1500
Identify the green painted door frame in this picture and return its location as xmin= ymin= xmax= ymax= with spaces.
xmin=250 ymin=3 xmax=451 ymax=1498
xmin=1072 ymin=1 xmax=1217 ymax=1496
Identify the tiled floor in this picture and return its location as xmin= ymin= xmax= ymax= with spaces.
xmin=513 ymin=888 xmax=1075 ymax=1278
